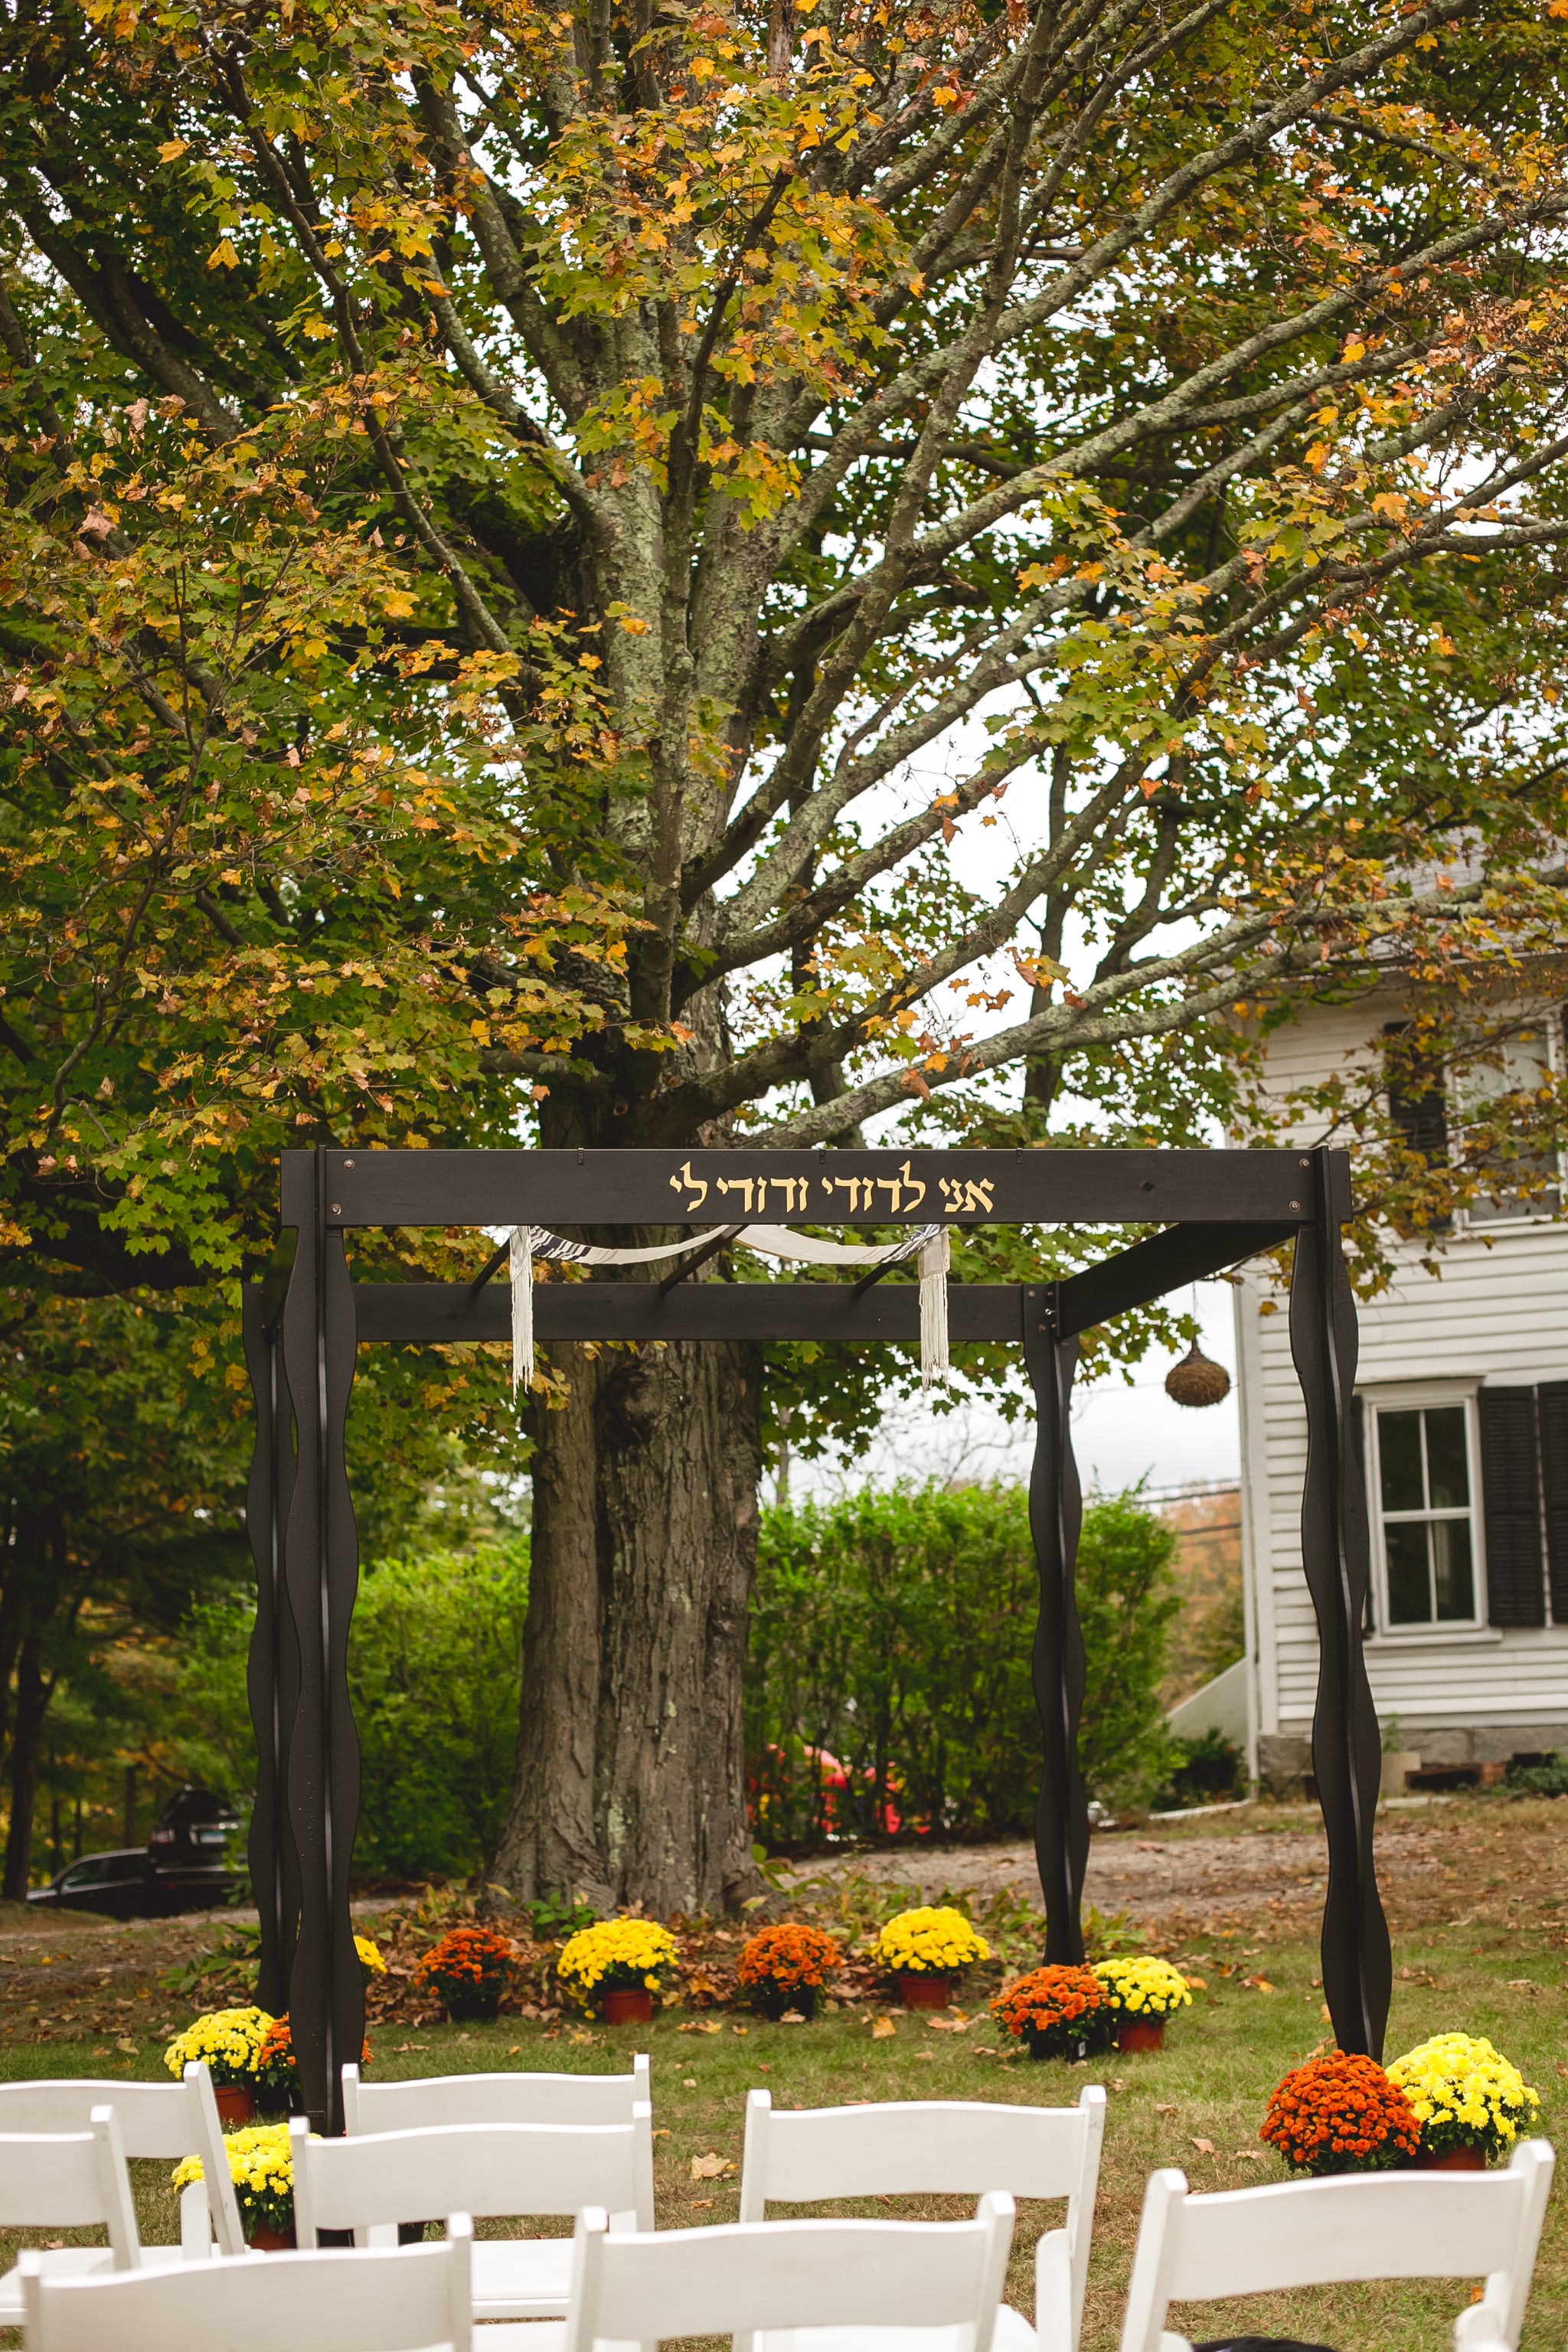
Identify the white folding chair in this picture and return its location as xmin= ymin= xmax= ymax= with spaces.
xmin=292 ymin=2105 xmax=655 ymax=2321
xmin=21 ymin=2210 xmax=475 ymax=2351
xmin=342 ymin=2053 xmax=651 ymax=2132
xmin=740 ymin=2086 xmax=1106 ymax=2352
xmin=0 ymin=2060 xmax=244 ymax=2260
xmin=0 ymin=2106 xmax=139 ymax=2319
xmin=565 ymin=2194 xmax=1015 ymax=2352
xmin=1119 ymin=2140 xmax=1556 ymax=2352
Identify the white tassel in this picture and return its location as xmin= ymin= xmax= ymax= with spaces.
xmin=509 ymin=1225 xmax=534 ymax=1396
xmin=918 ymin=1227 xmax=950 ymax=1389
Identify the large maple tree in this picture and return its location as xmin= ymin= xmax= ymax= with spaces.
xmin=3 ymin=0 xmax=1567 ymax=1909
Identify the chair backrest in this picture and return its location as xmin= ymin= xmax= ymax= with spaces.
xmin=0 ymin=2064 xmax=243 ymax=2254
xmin=740 ymin=2086 xmax=1105 ymax=2335
xmin=342 ymin=2054 xmax=652 ymax=2133
xmin=564 ymin=2194 xmax=1015 ymax=2352
xmin=292 ymin=2107 xmax=656 ymax=2246
xmin=0 ymin=2108 xmax=139 ymax=2267
xmin=1119 ymin=2141 xmax=1556 ymax=2352
xmin=21 ymin=2213 xmax=475 ymax=2352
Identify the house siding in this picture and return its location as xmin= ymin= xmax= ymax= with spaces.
xmin=1236 ymin=994 xmax=1568 ymax=1779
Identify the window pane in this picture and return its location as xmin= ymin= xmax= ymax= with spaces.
xmin=1379 ymin=1412 xmax=1426 ymax=1513
xmin=1432 ymin=1520 xmax=1475 ymax=1621
xmin=1386 ymin=1523 xmax=1432 ymax=1622
xmin=1425 ymin=1408 xmax=1470 ymax=1508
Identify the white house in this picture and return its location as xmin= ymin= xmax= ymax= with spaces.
xmin=1233 ymin=991 xmax=1568 ymax=1787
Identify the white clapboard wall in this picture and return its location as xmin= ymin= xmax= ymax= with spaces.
xmin=1234 ymin=991 xmax=1568 ymax=1773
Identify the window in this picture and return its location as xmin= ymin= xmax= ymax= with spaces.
xmin=1383 ymin=1024 xmax=1449 ymax=1165
xmin=1456 ymin=1021 xmax=1560 ymax=1227
xmin=1371 ymin=1403 xmax=1479 ymax=1626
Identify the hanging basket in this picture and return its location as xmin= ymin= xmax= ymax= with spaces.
xmin=1165 ymin=1343 xmax=1230 ymax=1409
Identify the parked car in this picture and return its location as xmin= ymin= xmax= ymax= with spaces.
xmin=28 ymin=1786 xmax=244 ymax=1918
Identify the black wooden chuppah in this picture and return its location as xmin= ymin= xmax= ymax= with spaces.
xmin=243 ymin=1143 xmax=1389 ymax=2132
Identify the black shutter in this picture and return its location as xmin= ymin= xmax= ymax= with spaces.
xmin=1537 ymin=1382 xmax=1568 ymax=1622
xmin=1478 ymin=1387 xmax=1546 ymax=1626
xmin=1383 ymin=1022 xmax=1449 ymax=1162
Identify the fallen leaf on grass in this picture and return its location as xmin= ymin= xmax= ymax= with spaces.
xmin=915 ymin=2050 xmax=936 ymax=2062
xmin=90 ymin=2047 xmax=110 ymax=2058
xmin=1189 ymin=2138 xmax=1216 ymax=2155
xmin=678 ymin=2020 xmax=724 ymax=2035
xmin=871 ymin=2016 xmax=896 ymax=2040
xmin=689 ymin=2198 xmax=715 ymax=2209
xmin=682 ymin=2079 xmax=697 ymax=2089
xmin=691 ymin=2152 xmax=735 ymax=2181
xmin=973 ymin=2047 xmax=1000 ymax=2057
xmin=1233 ymin=2151 xmax=1263 ymax=2161
xmin=779 ymin=2011 xmax=806 ymax=2024
xmin=1243 ymin=1976 xmax=1274 ymax=1994
xmin=926 ymin=2017 xmax=969 ymax=2033
xmin=653 ymin=2128 xmax=671 ymax=2140
xmin=1183 ymin=1977 xmax=1207 ymax=1991
xmin=1155 ymin=2103 xmax=1180 ymax=2115
xmin=394 ymin=2043 xmax=429 ymax=2053
xmin=732 ymin=2025 xmax=749 ymax=2035
xmin=1111 ymin=2080 xmax=1126 ymax=2092
xmin=116 ymin=2038 xmax=137 ymax=2055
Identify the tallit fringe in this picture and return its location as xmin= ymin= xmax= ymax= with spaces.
xmin=509 ymin=1224 xmax=533 ymax=1395
xmin=918 ymin=1227 xmax=950 ymax=1388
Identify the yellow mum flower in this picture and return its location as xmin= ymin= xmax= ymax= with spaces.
xmin=557 ymin=1919 xmax=681 ymax=2007
xmin=871 ymin=1906 xmax=990 ymax=1975
xmin=1387 ymin=2034 xmax=1538 ymax=2163
xmin=355 ymin=1935 xmax=387 ymax=1976
xmin=164 ymin=2007 xmax=274 ymax=2089
xmin=1092 ymin=1957 xmax=1194 ymax=2018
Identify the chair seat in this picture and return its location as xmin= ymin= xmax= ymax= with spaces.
xmin=756 ymin=2301 xmax=1036 ymax=2352
xmin=473 ymin=2325 xmax=570 ymax=2347
xmin=472 ymin=2235 xmax=576 ymax=2318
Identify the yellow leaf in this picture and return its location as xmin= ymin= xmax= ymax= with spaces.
xmin=302 ymin=318 xmax=335 ymax=341
xmin=871 ymin=2014 xmax=896 ymax=2039
xmin=207 ymin=238 xmax=240 ymax=271
xmin=691 ymin=2151 xmax=733 ymax=2180
xmin=157 ymin=138 xmax=189 ymax=162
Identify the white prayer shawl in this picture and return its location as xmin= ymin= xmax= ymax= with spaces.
xmin=508 ymin=1220 xmax=950 ymax=1393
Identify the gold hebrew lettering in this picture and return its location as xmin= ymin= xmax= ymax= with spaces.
xmin=964 ymin=1179 xmax=995 ymax=1214
xmin=717 ymin=1176 xmax=755 ymax=1213
xmin=939 ymin=1175 xmax=962 ymax=1214
xmin=672 ymin=1160 xmax=708 ymax=1211
xmin=898 ymin=1158 xmax=926 ymax=1210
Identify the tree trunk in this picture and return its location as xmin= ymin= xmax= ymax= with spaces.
xmin=495 ymin=1331 xmax=763 ymax=1916
xmin=3 ymin=1633 xmax=46 ymax=1900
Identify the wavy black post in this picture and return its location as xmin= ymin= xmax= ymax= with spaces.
xmin=241 ymin=1283 xmax=299 ymax=2017
xmin=1289 ymin=1147 xmax=1390 ymax=2060
xmin=1024 ymin=1283 xmax=1089 ymax=1964
xmin=278 ymin=1153 xmax=365 ymax=2135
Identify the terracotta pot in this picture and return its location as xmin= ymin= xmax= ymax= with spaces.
xmin=1417 ymin=2145 xmax=1488 ymax=2171
xmin=247 ymin=2220 xmax=296 ymax=2250
xmin=897 ymin=1973 xmax=952 ymax=2011
xmin=214 ymin=2085 xmax=256 ymax=2128
xmin=602 ymin=1986 xmax=654 ymax=2026
xmin=1115 ymin=2017 xmax=1165 ymax=2052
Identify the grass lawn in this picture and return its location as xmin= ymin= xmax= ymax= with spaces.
xmin=0 ymin=1803 xmax=1563 ymax=2350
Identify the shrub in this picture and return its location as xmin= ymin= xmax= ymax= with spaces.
xmin=1155 ymin=1729 xmax=1243 ymax=1811
xmin=746 ymin=1483 xmax=1179 ymax=1841
xmin=1261 ymin=2053 xmax=1420 ymax=2176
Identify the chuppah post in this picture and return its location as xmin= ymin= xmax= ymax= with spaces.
xmin=276 ymin=1151 xmax=365 ymax=2135
xmin=1024 ymin=1284 xmax=1091 ymax=1964
xmin=1289 ymin=1145 xmax=1391 ymax=2060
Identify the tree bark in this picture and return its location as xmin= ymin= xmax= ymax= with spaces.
xmin=3 ymin=1632 xmax=47 ymax=1900
xmin=495 ymin=1329 xmax=763 ymax=1916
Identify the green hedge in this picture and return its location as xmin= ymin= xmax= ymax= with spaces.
xmin=745 ymin=1484 xmax=1179 ymax=1841
xmin=173 ymin=1538 xmax=528 ymax=1883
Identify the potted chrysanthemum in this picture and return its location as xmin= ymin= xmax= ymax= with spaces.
xmin=355 ymin=1934 xmax=388 ymax=1985
xmin=737 ymin=1923 xmax=842 ymax=2020
xmin=1261 ymin=2052 xmax=1420 ymax=2175
xmin=1387 ymin=2034 xmax=1540 ymax=2170
xmin=413 ymin=1926 xmax=519 ymax=2022
xmin=173 ymin=2120 xmax=296 ymax=2249
xmin=1091 ymin=1956 xmax=1194 ymax=2051
xmin=163 ymin=2007 xmax=274 ymax=2128
xmin=557 ymin=1919 xmax=681 ymax=2024
xmin=870 ymin=1906 xmax=990 ymax=2011
xmin=990 ymin=1965 xmax=1112 ymax=2060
